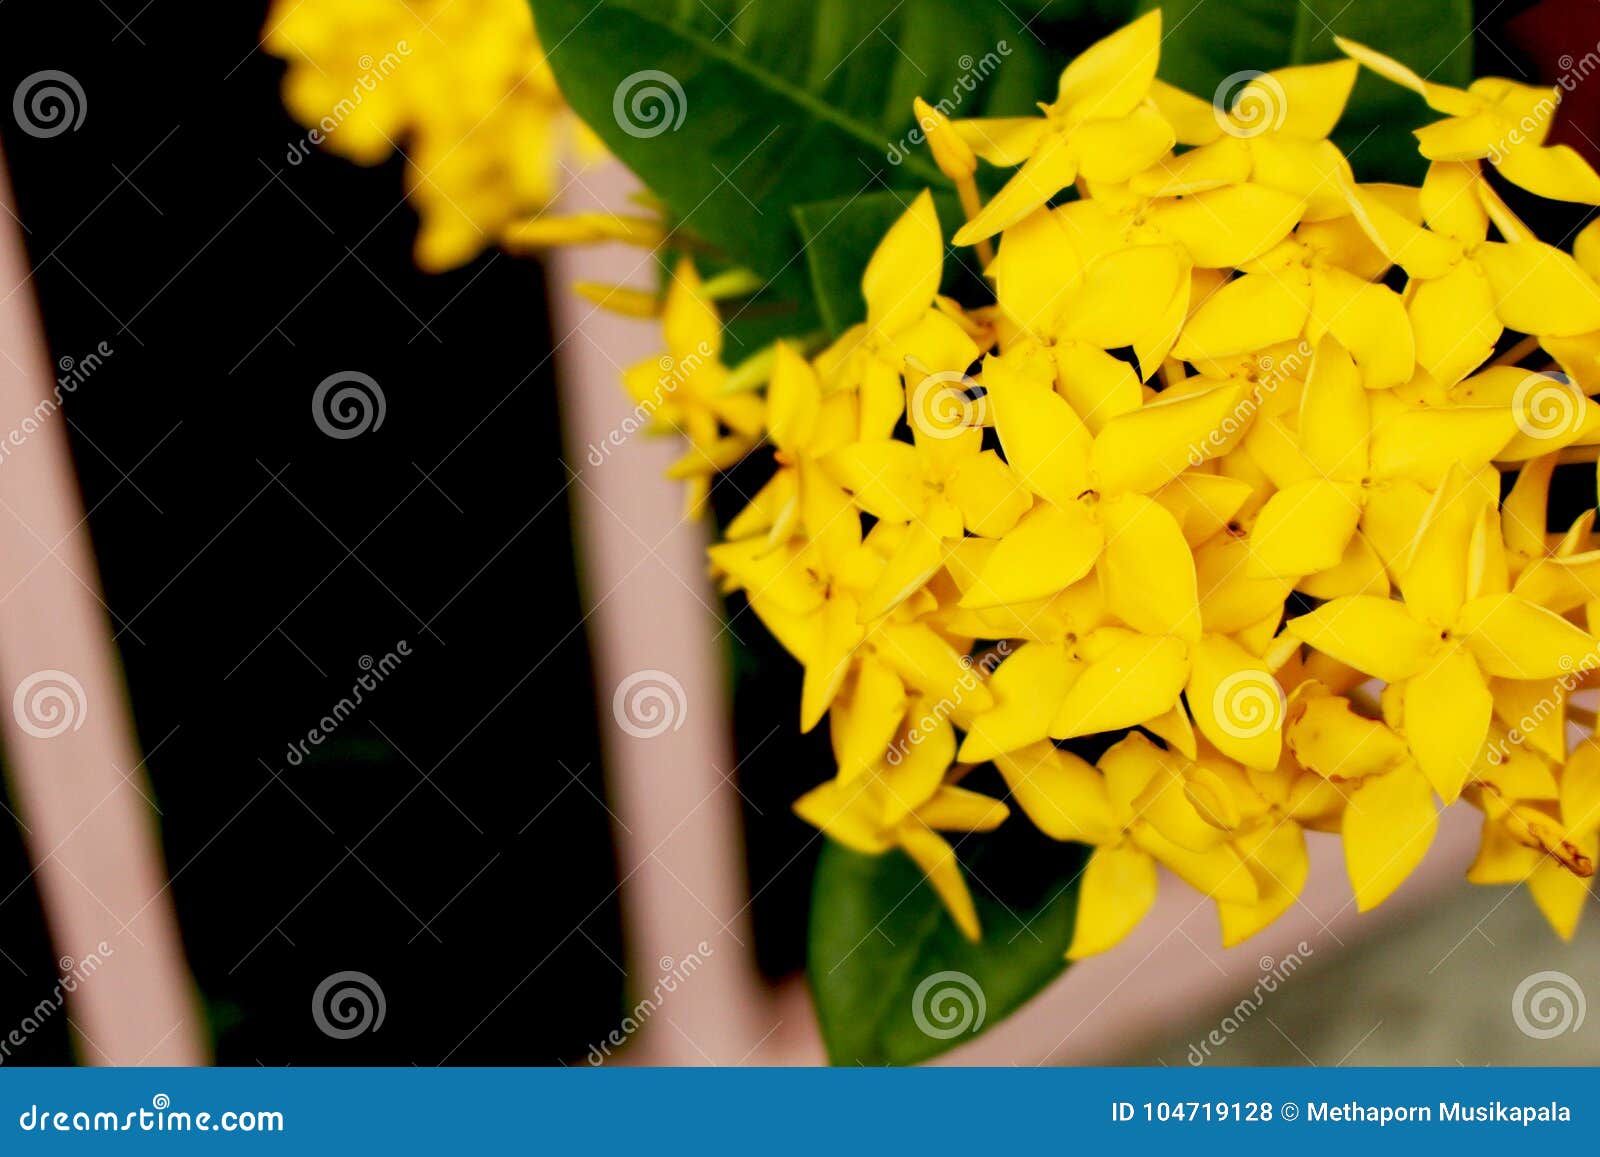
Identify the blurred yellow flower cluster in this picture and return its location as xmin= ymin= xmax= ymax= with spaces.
xmin=648 ymin=11 xmax=1600 ymax=955
xmin=263 ymin=0 xmax=600 ymax=270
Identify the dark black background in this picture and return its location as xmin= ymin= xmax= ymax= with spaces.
xmin=0 ymin=0 xmax=628 ymax=1064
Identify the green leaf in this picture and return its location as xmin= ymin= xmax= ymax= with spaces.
xmin=1141 ymin=0 xmax=1473 ymax=183
xmin=529 ymin=0 xmax=1056 ymax=349
xmin=791 ymin=191 xmax=973 ymax=338
xmin=808 ymin=833 xmax=1087 ymax=1065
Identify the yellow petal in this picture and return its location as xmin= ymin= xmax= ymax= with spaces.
xmin=794 ymin=779 xmax=894 ymax=853
xmin=953 ymin=132 xmax=1077 ymax=245
xmin=1175 ymin=272 xmax=1310 ymax=361
xmin=897 ymin=824 xmax=982 ymax=941
xmin=916 ymin=784 xmax=1010 ymax=833
xmin=1334 ymin=37 xmax=1482 ymax=117
xmin=1343 ymin=763 xmax=1438 ymax=910
xmin=1164 ymin=183 xmax=1312 ymax=268
xmin=944 ymin=450 xmax=1032 ymax=539
xmin=1248 ymin=479 xmax=1364 ymax=578
xmin=1368 ymin=405 xmax=1515 ymax=487
xmin=1477 ymin=240 xmax=1600 ymax=337
xmin=1308 ymin=265 xmax=1414 ymax=389
xmin=1218 ymin=820 xmax=1309 ymax=947
xmin=873 ymin=622 xmax=994 ymax=715
xmin=1150 ymin=79 xmax=1223 ymax=146
xmin=1272 ymin=59 xmax=1360 ymax=139
xmin=1061 ymin=244 xmax=1190 ymax=353
xmin=1093 ymin=381 xmax=1251 ymax=494
xmin=958 ymin=644 xmax=1078 ymax=762
xmin=1459 ymin=593 xmax=1597 ymax=678
xmin=965 ymin=502 xmax=1104 ymax=608
xmin=1187 ymin=635 xmax=1285 ymax=770
xmin=1288 ymin=596 xmax=1438 ymax=682
xmin=951 ymin=116 xmax=1050 ymax=166
xmin=1286 ymin=690 xmax=1410 ymax=779
xmin=859 ymin=519 xmax=946 ymax=621
xmin=765 ymin=342 xmax=821 ymax=452
xmin=800 ymin=595 xmax=866 ymax=731
xmin=1054 ymin=342 xmax=1141 ymax=432
xmin=1528 ymin=849 xmax=1595 ymax=940
xmin=1050 ymin=632 xmax=1190 ymax=738
xmin=986 ymin=351 xmax=1094 ymax=508
xmin=1133 ymin=823 xmax=1258 ymax=904
xmin=863 ymin=189 xmax=943 ymax=336
xmin=1073 ymin=105 xmax=1175 ymax=184
xmin=1340 ymin=178 xmax=1462 ymax=280
xmin=663 ymin=259 xmax=723 ymax=361
xmin=1494 ymin=141 xmax=1600 ymax=205
xmin=1096 ymin=493 xmax=1201 ymax=641
xmin=821 ymin=440 xmax=926 ymax=523
xmin=1403 ymin=647 xmax=1491 ymax=801
xmin=1414 ymin=110 xmax=1504 ymax=160
xmin=1420 ymin=160 xmax=1489 ymax=244
xmin=830 ymin=658 xmax=908 ymax=781
xmin=1055 ymin=8 xmax=1160 ymax=121
xmin=1067 ymin=842 xmax=1159 ymax=958
xmin=1130 ymin=138 xmax=1251 ymax=197
xmin=991 ymin=207 xmax=1086 ymax=332
xmin=1408 ymin=263 xmax=1500 ymax=386
xmin=991 ymin=741 xmax=1116 ymax=843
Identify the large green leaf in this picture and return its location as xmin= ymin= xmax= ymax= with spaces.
xmin=529 ymin=0 xmax=1057 ymax=346
xmin=808 ymin=833 xmax=1088 ymax=1065
xmin=1142 ymin=0 xmax=1473 ymax=182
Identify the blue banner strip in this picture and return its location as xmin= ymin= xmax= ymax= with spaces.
xmin=0 ymin=1068 xmax=1590 ymax=1153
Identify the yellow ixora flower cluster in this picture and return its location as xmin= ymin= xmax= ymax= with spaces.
xmin=633 ymin=8 xmax=1600 ymax=959
xmin=264 ymin=0 xmax=601 ymax=271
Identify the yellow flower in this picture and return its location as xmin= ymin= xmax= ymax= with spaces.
xmin=627 ymin=261 xmax=763 ymax=516
xmin=265 ymin=0 xmax=598 ymax=270
xmin=793 ymin=707 xmax=1008 ymax=941
xmin=1338 ymin=38 xmax=1600 ymax=204
xmin=988 ymin=733 xmax=1263 ymax=957
xmin=966 ymin=349 xmax=1245 ymax=636
xmin=813 ymin=191 xmax=981 ymax=440
xmin=1246 ymin=337 xmax=1516 ymax=580
xmin=1289 ymin=466 xmax=1595 ymax=801
xmin=950 ymin=11 xmax=1173 ymax=244
xmin=1466 ymin=739 xmax=1600 ymax=938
